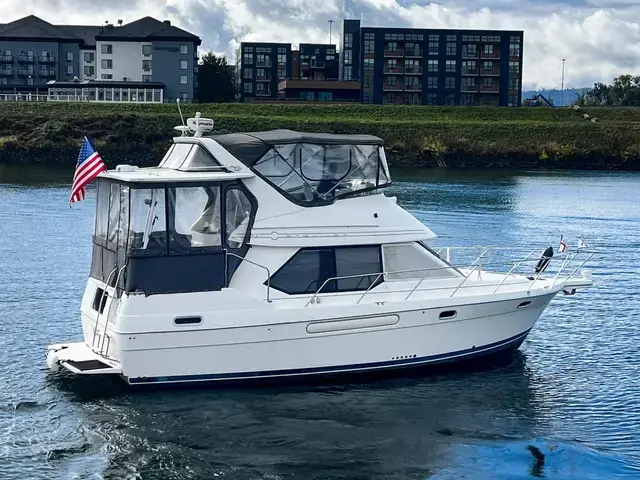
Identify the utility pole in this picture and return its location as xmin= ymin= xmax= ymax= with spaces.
xmin=561 ymin=58 xmax=566 ymax=106
xmin=329 ymin=20 xmax=334 ymax=45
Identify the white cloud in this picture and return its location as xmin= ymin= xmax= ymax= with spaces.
xmin=1 ymin=0 xmax=640 ymax=89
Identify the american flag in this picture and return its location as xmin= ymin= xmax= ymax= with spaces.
xmin=70 ymin=136 xmax=106 ymax=206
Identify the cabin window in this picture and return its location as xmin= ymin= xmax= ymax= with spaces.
xmin=269 ymin=246 xmax=383 ymax=295
xmin=225 ymin=188 xmax=252 ymax=248
xmin=158 ymin=143 xmax=193 ymax=169
xmin=94 ymin=179 xmax=110 ymax=246
xmin=383 ymin=243 xmax=460 ymax=280
xmin=168 ymin=186 xmax=222 ymax=253
xmin=253 ymin=143 xmax=387 ymax=206
xmin=128 ymin=187 xmax=167 ymax=256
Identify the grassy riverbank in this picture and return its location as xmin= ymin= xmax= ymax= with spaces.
xmin=1 ymin=102 xmax=640 ymax=169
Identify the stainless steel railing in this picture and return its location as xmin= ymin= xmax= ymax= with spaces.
xmin=225 ymin=251 xmax=272 ymax=302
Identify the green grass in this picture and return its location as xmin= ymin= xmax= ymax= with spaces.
xmin=1 ymin=102 xmax=639 ymax=168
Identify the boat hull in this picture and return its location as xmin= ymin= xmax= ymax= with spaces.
xmin=113 ymin=293 xmax=554 ymax=387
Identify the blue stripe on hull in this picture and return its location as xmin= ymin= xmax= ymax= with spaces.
xmin=127 ymin=329 xmax=532 ymax=386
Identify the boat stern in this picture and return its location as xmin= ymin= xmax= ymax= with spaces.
xmin=46 ymin=342 xmax=122 ymax=376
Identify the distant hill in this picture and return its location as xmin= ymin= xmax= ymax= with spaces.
xmin=522 ymin=88 xmax=588 ymax=107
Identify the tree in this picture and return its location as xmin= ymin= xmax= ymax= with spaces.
xmin=196 ymin=52 xmax=236 ymax=103
xmin=576 ymin=74 xmax=640 ymax=106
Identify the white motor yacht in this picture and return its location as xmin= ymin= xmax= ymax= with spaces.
xmin=46 ymin=113 xmax=595 ymax=386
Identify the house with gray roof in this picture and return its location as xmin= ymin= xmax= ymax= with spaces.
xmin=0 ymin=15 xmax=201 ymax=103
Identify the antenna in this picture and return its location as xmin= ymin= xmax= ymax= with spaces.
xmin=176 ymin=98 xmax=186 ymax=135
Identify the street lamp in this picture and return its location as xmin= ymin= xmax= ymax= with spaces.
xmin=561 ymin=58 xmax=566 ymax=106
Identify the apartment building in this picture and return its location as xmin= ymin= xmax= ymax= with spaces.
xmin=340 ymin=20 xmax=523 ymax=107
xmin=0 ymin=15 xmax=200 ymax=102
xmin=237 ymin=42 xmax=292 ymax=102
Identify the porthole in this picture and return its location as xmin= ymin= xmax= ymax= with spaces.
xmin=439 ymin=310 xmax=457 ymax=320
xmin=174 ymin=316 xmax=202 ymax=326
xmin=517 ymin=301 xmax=532 ymax=309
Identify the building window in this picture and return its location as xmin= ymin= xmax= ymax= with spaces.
xmin=142 ymin=60 xmax=152 ymax=71
xmin=244 ymin=83 xmax=252 ymax=93
xmin=84 ymin=52 xmax=94 ymax=63
xmin=277 ymin=54 xmax=286 ymax=64
xmin=142 ymin=45 xmax=152 ymax=56
xmin=180 ymin=59 xmax=188 ymax=70
xmin=445 ymin=77 xmax=455 ymax=89
xmin=179 ymin=74 xmax=188 ymax=85
xmin=509 ymin=78 xmax=520 ymax=90
xmin=446 ymin=43 xmax=456 ymax=56
xmin=143 ymin=74 xmax=152 ymax=82
xmin=101 ymin=59 xmax=112 ymax=69
xmin=482 ymin=77 xmax=493 ymax=87
xmin=427 ymin=77 xmax=438 ymax=89
xmin=343 ymin=66 xmax=352 ymax=80
xmin=344 ymin=33 xmax=352 ymax=49
xmin=463 ymin=44 xmax=477 ymax=57
xmin=483 ymin=61 xmax=494 ymax=72
xmin=508 ymin=94 xmax=519 ymax=107
xmin=101 ymin=74 xmax=113 ymax=80
xmin=244 ymin=68 xmax=252 ymax=79
xmin=101 ymin=44 xmax=112 ymax=55
xmin=509 ymin=43 xmax=521 ymax=57
xmin=180 ymin=45 xmax=188 ymax=55
xmin=404 ymin=59 xmax=420 ymax=74
xmin=364 ymin=40 xmax=374 ymax=54
xmin=363 ymin=75 xmax=372 ymax=88
xmin=363 ymin=92 xmax=372 ymax=103
xmin=484 ymin=44 xmax=494 ymax=55
xmin=426 ymin=93 xmax=437 ymax=105
xmin=386 ymin=76 xmax=398 ymax=86
xmin=268 ymin=246 xmax=382 ymax=295
xmin=444 ymin=92 xmax=455 ymax=105
xmin=462 ymin=35 xmax=481 ymax=42
xmin=428 ymin=34 xmax=439 ymax=41
xmin=66 ymin=65 xmax=73 ymax=74
xmin=428 ymin=42 xmax=439 ymax=55
xmin=364 ymin=58 xmax=374 ymax=69
xmin=387 ymin=59 xmax=397 ymax=70
xmin=510 ymin=36 xmax=521 ymax=44
xmin=66 ymin=51 xmax=73 ymax=61
xmin=344 ymin=50 xmax=352 ymax=65
xmin=445 ymin=60 xmax=456 ymax=72
xmin=509 ymin=61 xmax=520 ymax=74
xmin=386 ymin=42 xmax=398 ymax=52
xmin=278 ymin=47 xmax=286 ymax=53
xmin=446 ymin=34 xmax=457 ymax=42
xmin=83 ymin=66 xmax=94 ymax=76
xmin=180 ymin=92 xmax=188 ymax=101
xmin=482 ymin=35 xmax=501 ymax=43
xmin=243 ymin=53 xmax=253 ymax=64
xmin=427 ymin=59 xmax=438 ymax=72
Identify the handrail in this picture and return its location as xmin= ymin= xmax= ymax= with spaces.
xmin=226 ymin=251 xmax=272 ymax=302
xmin=91 ymin=267 xmax=117 ymax=349
xmin=302 ymin=249 xmax=595 ymax=306
xmin=100 ymin=265 xmax=126 ymax=356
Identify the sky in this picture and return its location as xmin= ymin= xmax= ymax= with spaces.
xmin=3 ymin=0 xmax=640 ymax=91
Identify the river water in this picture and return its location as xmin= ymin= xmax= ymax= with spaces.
xmin=0 ymin=165 xmax=639 ymax=479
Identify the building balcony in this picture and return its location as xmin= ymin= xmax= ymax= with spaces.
xmin=39 ymin=69 xmax=56 ymax=77
xmin=480 ymin=84 xmax=499 ymax=93
xmin=383 ymin=83 xmax=403 ymax=92
xmin=383 ymin=67 xmax=404 ymax=74
xmin=404 ymin=67 xmax=423 ymax=75
xmin=310 ymin=61 xmax=325 ymax=69
xmin=384 ymin=49 xmax=404 ymax=58
xmin=461 ymin=84 xmax=478 ymax=92
xmin=17 ymin=55 xmax=35 ymax=64
xmin=0 ymin=55 xmax=13 ymax=63
xmin=0 ymin=69 xmax=13 ymax=76
xmin=481 ymin=51 xmax=500 ymax=59
xmin=480 ymin=67 xmax=500 ymax=76
xmin=255 ymin=89 xmax=272 ymax=96
xmin=256 ymin=76 xmax=271 ymax=82
xmin=404 ymin=84 xmax=422 ymax=92
xmin=461 ymin=68 xmax=479 ymax=75
xmin=39 ymin=56 xmax=55 ymax=64
xmin=17 ymin=69 xmax=35 ymax=77
xmin=256 ymin=61 xmax=272 ymax=67
xmin=461 ymin=51 xmax=479 ymax=59
xmin=405 ymin=49 xmax=423 ymax=58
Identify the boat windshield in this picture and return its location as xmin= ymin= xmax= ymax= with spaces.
xmin=253 ymin=143 xmax=390 ymax=206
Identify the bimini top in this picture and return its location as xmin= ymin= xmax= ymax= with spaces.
xmin=211 ymin=129 xmax=384 ymax=167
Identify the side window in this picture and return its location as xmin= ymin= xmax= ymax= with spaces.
xmin=168 ymin=186 xmax=222 ymax=252
xmin=94 ymin=179 xmax=110 ymax=246
xmin=225 ymin=189 xmax=252 ymax=248
xmin=270 ymin=248 xmax=334 ymax=295
xmin=128 ymin=188 xmax=167 ymax=256
xmin=269 ymin=246 xmax=383 ymax=295
xmin=335 ymin=246 xmax=382 ymax=291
